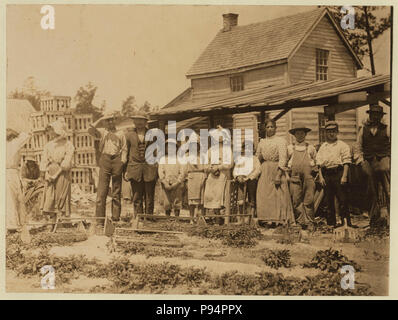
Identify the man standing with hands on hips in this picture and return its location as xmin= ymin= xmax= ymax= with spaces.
xmin=316 ymin=121 xmax=355 ymax=228
xmin=89 ymin=113 xmax=127 ymax=225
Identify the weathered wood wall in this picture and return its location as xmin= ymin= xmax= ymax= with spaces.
xmin=191 ymin=64 xmax=286 ymax=100
xmin=289 ymin=16 xmax=357 ymax=83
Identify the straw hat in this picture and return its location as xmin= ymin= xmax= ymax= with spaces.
xmin=130 ymin=110 xmax=149 ymax=121
xmin=288 ymin=123 xmax=311 ymax=135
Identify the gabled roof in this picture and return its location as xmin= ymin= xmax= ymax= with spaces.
xmin=186 ymin=8 xmax=363 ymax=78
xmin=6 ymin=99 xmax=36 ymax=133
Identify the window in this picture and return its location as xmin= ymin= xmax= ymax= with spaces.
xmin=316 ymin=49 xmax=329 ymax=81
xmin=318 ymin=113 xmax=327 ymax=143
xmin=230 ymin=75 xmax=244 ymax=92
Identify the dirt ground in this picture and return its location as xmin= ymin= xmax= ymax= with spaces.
xmin=6 ymin=208 xmax=389 ymax=295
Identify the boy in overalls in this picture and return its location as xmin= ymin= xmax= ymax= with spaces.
xmin=287 ymin=124 xmax=317 ymax=226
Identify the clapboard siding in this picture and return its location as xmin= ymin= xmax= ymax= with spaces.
xmin=232 ymin=113 xmax=259 ymax=148
xmin=185 ymin=14 xmax=360 ymax=148
xmin=291 ymin=107 xmax=357 ymax=146
xmin=289 ymin=16 xmax=357 ymax=83
xmin=191 ymin=75 xmax=230 ymax=100
xmin=269 ymin=110 xmax=289 ymax=142
xmin=191 ymin=117 xmax=211 ymax=134
xmin=244 ymin=64 xmax=286 ymax=90
xmin=191 ymin=64 xmax=286 ymax=100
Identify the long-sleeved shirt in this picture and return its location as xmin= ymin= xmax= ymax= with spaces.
xmin=256 ymin=135 xmax=288 ymax=169
xmin=88 ymin=126 xmax=127 ymax=163
xmin=316 ymin=139 xmax=351 ymax=168
xmin=40 ymin=137 xmax=75 ymax=171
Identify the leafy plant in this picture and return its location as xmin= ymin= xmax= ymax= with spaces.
xmin=214 ymin=270 xmax=373 ymax=296
xmin=303 ymin=248 xmax=362 ymax=273
xmin=262 ymin=250 xmax=292 ymax=270
xmin=188 ymin=224 xmax=263 ymax=248
xmin=116 ymin=241 xmax=193 ymax=259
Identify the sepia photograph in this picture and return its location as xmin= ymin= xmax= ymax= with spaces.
xmin=4 ymin=3 xmax=392 ymax=297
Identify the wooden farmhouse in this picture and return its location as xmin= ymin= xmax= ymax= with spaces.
xmin=152 ymin=8 xmax=390 ymax=148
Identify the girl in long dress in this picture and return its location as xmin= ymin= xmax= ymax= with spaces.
xmin=6 ymin=129 xmax=31 ymax=231
xmin=40 ymin=118 xmax=75 ymax=219
xmin=256 ymin=119 xmax=295 ymax=225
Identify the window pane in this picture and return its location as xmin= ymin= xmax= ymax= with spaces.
xmin=230 ymin=76 xmax=244 ymax=92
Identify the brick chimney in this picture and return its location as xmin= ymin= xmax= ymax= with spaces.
xmin=222 ymin=13 xmax=238 ymax=32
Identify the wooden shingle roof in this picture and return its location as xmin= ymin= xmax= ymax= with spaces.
xmin=186 ymin=8 xmax=362 ymax=78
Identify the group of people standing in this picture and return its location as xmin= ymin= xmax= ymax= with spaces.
xmin=88 ymin=103 xmax=390 ymax=229
xmin=5 ymin=103 xmax=390 ymax=232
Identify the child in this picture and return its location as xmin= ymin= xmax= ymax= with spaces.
xmin=185 ymin=140 xmax=207 ymax=223
xmin=232 ymin=141 xmax=261 ymax=220
xmin=158 ymin=139 xmax=186 ymax=217
xmin=316 ymin=121 xmax=355 ymax=227
xmin=287 ymin=124 xmax=317 ymax=227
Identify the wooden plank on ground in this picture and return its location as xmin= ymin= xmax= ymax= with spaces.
xmin=114 ymin=237 xmax=184 ymax=248
xmin=115 ymin=228 xmax=184 ymax=234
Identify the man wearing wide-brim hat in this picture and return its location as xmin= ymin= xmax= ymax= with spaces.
xmin=356 ymin=103 xmax=390 ymax=226
xmin=287 ymin=123 xmax=317 ymax=227
xmin=88 ymin=112 xmax=128 ymax=224
xmin=124 ymin=110 xmax=158 ymax=217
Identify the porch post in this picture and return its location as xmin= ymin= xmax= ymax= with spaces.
xmin=324 ymin=105 xmax=336 ymax=121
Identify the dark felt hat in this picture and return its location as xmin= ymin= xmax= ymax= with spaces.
xmin=366 ymin=104 xmax=386 ymax=114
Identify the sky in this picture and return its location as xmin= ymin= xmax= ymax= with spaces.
xmin=6 ymin=4 xmax=391 ymax=112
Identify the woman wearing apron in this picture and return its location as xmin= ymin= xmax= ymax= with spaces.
xmin=40 ymin=118 xmax=75 ymax=220
xmin=203 ymin=126 xmax=233 ymax=221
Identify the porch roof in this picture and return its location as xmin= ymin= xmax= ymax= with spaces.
xmin=151 ymin=74 xmax=390 ymax=121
